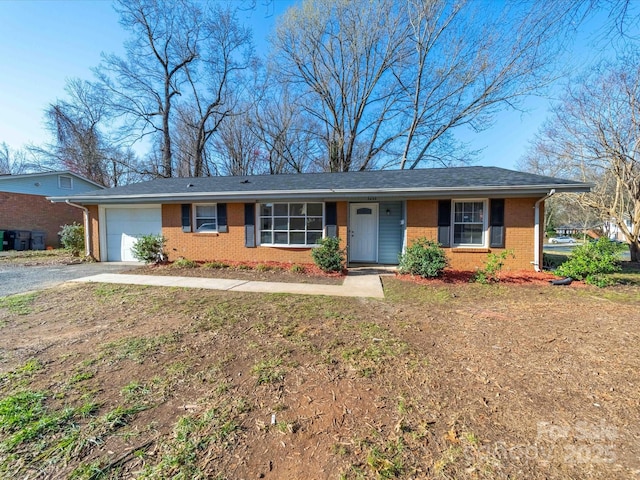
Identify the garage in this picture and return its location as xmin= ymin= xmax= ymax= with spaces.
xmin=104 ymin=206 xmax=162 ymax=261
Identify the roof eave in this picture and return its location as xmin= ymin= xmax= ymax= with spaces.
xmin=47 ymin=183 xmax=592 ymax=205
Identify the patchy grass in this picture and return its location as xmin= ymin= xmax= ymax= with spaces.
xmin=0 ymin=292 xmax=39 ymax=315
xmin=0 ymin=279 xmax=638 ymax=478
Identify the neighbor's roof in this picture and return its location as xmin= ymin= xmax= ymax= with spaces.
xmin=47 ymin=166 xmax=591 ymax=204
xmin=0 ymin=170 xmax=105 ymax=189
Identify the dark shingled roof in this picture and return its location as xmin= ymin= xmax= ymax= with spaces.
xmin=48 ymin=166 xmax=591 ymax=204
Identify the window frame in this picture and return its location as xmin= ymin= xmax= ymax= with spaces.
xmin=258 ymin=202 xmax=325 ymax=247
xmin=451 ymin=199 xmax=488 ymax=248
xmin=58 ymin=175 xmax=73 ymax=190
xmin=192 ymin=203 xmax=218 ymax=233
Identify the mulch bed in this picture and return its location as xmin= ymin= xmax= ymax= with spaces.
xmin=128 ymin=260 xmax=346 ymax=285
xmin=393 ymin=268 xmax=584 ymax=286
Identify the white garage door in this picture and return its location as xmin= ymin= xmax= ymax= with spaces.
xmin=105 ymin=207 xmax=162 ymax=261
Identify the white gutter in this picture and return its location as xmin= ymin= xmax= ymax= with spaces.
xmin=533 ymin=189 xmax=555 ymax=272
xmin=63 ymin=200 xmax=91 ymax=258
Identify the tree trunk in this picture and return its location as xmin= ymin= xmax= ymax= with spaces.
xmin=629 ymin=241 xmax=640 ymax=263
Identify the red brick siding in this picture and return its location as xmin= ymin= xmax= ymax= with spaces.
xmin=162 ymin=202 xmax=348 ymax=265
xmin=406 ymin=198 xmax=541 ymax=271
xmin=0 ymin=192 xmax=83 ymax=248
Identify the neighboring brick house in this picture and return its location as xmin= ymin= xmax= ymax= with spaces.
xmin=48 ymin=167 xmax=591 ymax=271
xmin=0 ymin=171 xmax=104 ymax=249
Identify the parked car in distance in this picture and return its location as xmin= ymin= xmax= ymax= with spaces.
xmin=548 ymin=236 xmax=576 ymax=244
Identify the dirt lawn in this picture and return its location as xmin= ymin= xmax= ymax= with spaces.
xmin=0 ymin=273 xmax=639 ymax=479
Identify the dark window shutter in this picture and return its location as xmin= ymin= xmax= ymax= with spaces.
xmin=490 ymin=199 xmax=505 ymax=248
xmin=437 ymin=200 xmax=451 ymax=247
xmin=181 ymin=204 xmax=191 ymax=232
xmin=244 ymin=203 xmax=255 ymax=248
xmin=325 ymin=202 xmax=337 ymax=238
xmin=217 ymin=203 xmax=228 ymax=233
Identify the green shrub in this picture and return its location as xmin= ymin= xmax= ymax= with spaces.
xmin=472 ymin=250 xmax=515 ymax=284
xmin=555 ymin=238 xmax=622 ymax=286
xmin=131 ymin=234 xmax=167 ymax=264
xmin=290 ymin=264 xmax=306 ymax=274
xmin=58 ymin=223 xmax=85 ymax=256
xmin=398 ymin=237 xmax=447 ymax=278
xmin=172 ymin=257 xmax=198 ymax=268
xmin=311 ymin=237 xmax=345 ymax=273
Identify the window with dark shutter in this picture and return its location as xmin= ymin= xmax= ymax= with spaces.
xmin=245 ymin=203 xmax=256 ymax=247
xmin=217 ymin=204 xmax=228 ymax=233
xmin=490 ymin=199 xmax=505 ymax=248
xmin=181 ymin=204 xmax=191 ymax=232
xmin=437 ymin=200 xmax=451 ymax=247
xmin=325 ymin=202 xmax=337 ymax=238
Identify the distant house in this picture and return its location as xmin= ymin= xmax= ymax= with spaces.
xmin=48 ymin=167 xmax=591 ymax=271
xmin=0 ymin=171 xmax=104 ymax=249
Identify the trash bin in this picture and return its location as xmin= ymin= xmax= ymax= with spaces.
xmin=30 ymin=231 xmax=46 ymax=251
xmin=0 ymin=230 xmax=5 ymax=251
xmin=7 ymin=230 xmax=31 ymax=251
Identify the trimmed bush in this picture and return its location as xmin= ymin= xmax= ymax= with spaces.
xmin=58 ymin=223 xmax=85 ymax=257
xmin=398 ymin=238 xmax=448 ymax=278
xmin=555 ymin=238 xmax=622 ymax=286
xmin=311 ymin=237 xmax=345 ymax=273
xmin=131 ymin=234 xmax=167 ymax=264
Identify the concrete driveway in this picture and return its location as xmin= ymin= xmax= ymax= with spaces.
xmin=0 ymin=262 xmax=137 ymax=297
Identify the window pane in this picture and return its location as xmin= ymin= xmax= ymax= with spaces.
xmin=307 ymin=217 xmax=322 ymax=230
xmin=196 ymin=220 xmax=217 ymax=231
xmin=274 ymin=232 xmax=288 ymax=244
xmin=454 ymin=224 xmax=483 ymax=244
xmin=307 ymin=203 xmax=323 ymax=216
xmin=274 ymin=218 xmax=288 ymax=230
xmin=260 ymin=204 xmax=272 ymax=216
xmin=261 ymin=231 xmax=272 ymax=244
xmin=290 ymin=217 xmax=305 ymax=230
xmin=196 ymin=205 xmax=216 ymax=217
xmin=261 ymin=218 xmax=272 ymax=230
xmin=274 ymin=204 xmax=288 ymax=216
xmin=307 ymin=232 xmax=322 ymax=245
xmin=290 ymin=203 xmax=305 ymax=216
xmin=290 ymin=232 xmax=305 ymax=244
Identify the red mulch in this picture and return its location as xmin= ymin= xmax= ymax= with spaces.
xmin=162 ymin=259 xmax=346 ymax=279
xmin=394 ymin=268 xmax=584 ymax=286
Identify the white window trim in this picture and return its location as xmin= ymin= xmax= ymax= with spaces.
xmin=451 ymin=199 xmax=488 ymax=248
xmin=58 ymin=175 xmax=73 ymax=190
xmin=257 ymin=202 xmax=325 ymax=248
xmin=193 ymin=203 xmax=218 ymax=233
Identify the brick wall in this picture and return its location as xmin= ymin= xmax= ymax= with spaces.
xmin=0 ymin=192 xmax=83 ymax=248
xmin=162 ymin=202 xmax=348 ymax=265
xmin=406 ymin=197 xmax=541 ymax=271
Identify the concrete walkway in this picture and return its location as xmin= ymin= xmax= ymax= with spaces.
xmin=70 ymin=267 xmax=390 ymax=298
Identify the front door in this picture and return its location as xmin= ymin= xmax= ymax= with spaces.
xmin=349 ymin=203 xmax=378 ymax=263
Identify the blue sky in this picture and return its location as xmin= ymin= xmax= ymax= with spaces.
xmin=0 ymin=0 xmax=631 ymax=170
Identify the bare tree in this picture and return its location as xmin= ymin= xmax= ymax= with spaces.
xmin=179 ymin=4 xmax=256 ymax=177
xmin=0 ymin=143 xmax=32 ymax=175
xmin=250 ymin=84 xmax=320 ymax=174
xmin=524 ymin=57 xmax=640 ymax=261
xmin=271 ymin=0 xmax=577 ymax=172
xmin=398 ymin=0 xmax=573 ymax=169
xmin=97 ymin=0 xmax=201 ymax=178
xmin=212 ymin=113 xmax=266 ymax=176
xmin=38 ymin=79 xmax=139 ymax=187
xmin=271 ymin=0 xmax=409 ymax=172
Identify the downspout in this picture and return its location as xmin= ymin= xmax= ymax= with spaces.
xmin=533 ymin=189 xmax=555 ymax=272
xmin=64 ymin=200 xmax=91 ymax=258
